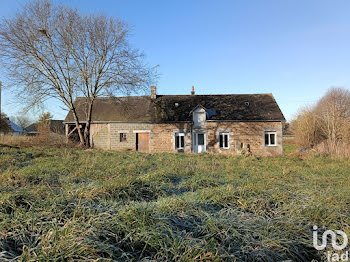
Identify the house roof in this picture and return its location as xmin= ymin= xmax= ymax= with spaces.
xmin=25 ymin=123 xmax=38 ymax=133
xmin=64 ymin=94 xmax=285 ymax=123
xmin=64 ymin=97 xmax=154 ymax=123
xmin=6 ymin=119 xmax=25 ymax=133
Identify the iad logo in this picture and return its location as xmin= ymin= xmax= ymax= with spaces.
xmin=313 ymin=225 xmax=349 ymax=261
xmin=313 ymin=225 xmax=348 ymax=250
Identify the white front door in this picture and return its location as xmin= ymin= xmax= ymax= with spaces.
xmin=193 ymin=133 xmax=206 ymax=153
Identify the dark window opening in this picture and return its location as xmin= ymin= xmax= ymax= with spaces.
xmin=219 ymin=133 xmax=229 ymax=148
xmin=120 ymin=133 xmax=127 ymax=142
xmin=136 ymin=133 xmax=139 ymax=151
xmin=265 ymin=132 xmax=277 ymax=146
xmin=175 ymin=133 xmax=185 ymax=149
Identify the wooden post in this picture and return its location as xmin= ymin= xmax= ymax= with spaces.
xmin=65 ymin=124 xmax=69 ymax=144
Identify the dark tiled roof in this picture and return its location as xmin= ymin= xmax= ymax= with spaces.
xmin=64 ymin=94 xmax=285 ymax=123
xmin=154 ymin=94 xmax=285 ymax=121
xmin=25 ymin=123 xmax=38 ymax=133
xmin=64 ymin=97 xmax=154 ymax=122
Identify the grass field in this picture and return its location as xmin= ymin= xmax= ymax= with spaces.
xmin=0 ymin=143 xmax=349 ymax=261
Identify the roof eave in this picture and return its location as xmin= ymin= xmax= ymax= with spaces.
xmin=64 ymin=119 xmax=284 ymax=124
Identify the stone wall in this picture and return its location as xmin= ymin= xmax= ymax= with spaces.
xmin=149 ymin=121 xmax=282 ymax=156
xmin=150 ymin=123 xmax=192 ymax=153
xmin=89 ymin=121 xmax=283 ymax=156
xmin=204 ymin=121 xmax=283 ymax=156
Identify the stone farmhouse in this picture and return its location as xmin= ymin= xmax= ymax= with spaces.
xmin=64 ymin=86 xmax=285 ymax=156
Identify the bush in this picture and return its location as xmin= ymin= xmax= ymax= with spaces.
xmin=314 ymin=141 xmax=350 ymax=158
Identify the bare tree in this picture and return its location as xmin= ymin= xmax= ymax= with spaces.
xmin=313 ymin=88 xmax=350 ymax=149
xmin=0 ymin=0 xmax=154 ymax=146
xmin=292 ymin=87 xmax=350 ymax=153
xmin=15 ymin=115 xmax=31 ymax=130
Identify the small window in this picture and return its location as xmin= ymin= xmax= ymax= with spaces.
xmin=219 ymin=133 xmax=229 ymax=149
xmin=120 ymin=133 xmax=127 ymax=142
xmin=265 ymin=132 xmax=277 ymax=146
xmin=175 ymin=133 xmax=185 ymax=149
xmin=247 ymin=144 xmax=251 ymax=152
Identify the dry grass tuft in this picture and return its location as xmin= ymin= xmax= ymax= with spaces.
xmin=0 ymin=134 xmax=76 ymax=148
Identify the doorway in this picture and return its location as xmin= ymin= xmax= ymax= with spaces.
xmin=193 ymin=133 xmax=205 ymax=153
xmin=136 ymin=133 xmax=149 ymax=153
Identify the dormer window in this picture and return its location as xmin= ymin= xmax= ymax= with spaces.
xmin=193 ymin=107 xmax=206 ymax=127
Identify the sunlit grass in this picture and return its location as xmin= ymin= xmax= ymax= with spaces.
xmin=0 ymin=146 xmax=349 ymax=261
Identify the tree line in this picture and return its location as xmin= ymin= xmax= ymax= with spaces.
xmin=291 ymin=87 xmax=350 ymax=156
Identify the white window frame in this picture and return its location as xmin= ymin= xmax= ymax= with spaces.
xmin=175 ymin=133 xmax=185 ymax=150
xmin=219 ymin=132 xmax=230 ymax=149
xmin=264 ymin=131 xmax=277 ymax=146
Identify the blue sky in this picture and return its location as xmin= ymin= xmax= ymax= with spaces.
xmin=1 ymin=0 xmax=350 ymax=121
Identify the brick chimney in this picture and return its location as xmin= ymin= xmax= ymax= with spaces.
xmin=150 ymin=85 xmax=157 ymax=99
xmin=191 ymin=86 xmax=195 ymax=95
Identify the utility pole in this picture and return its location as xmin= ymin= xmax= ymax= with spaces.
xmin=0 ymin=81 xmax=2 ymax=116
xmin=0 ymin=81 xmax=2 ymax=119
xmin=0 ymin=81 xmax=2 ymax=131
